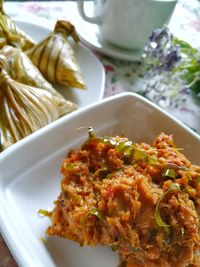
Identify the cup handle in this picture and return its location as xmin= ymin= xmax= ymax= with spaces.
xmin=77 ymin=0 xmax=102 ymax=24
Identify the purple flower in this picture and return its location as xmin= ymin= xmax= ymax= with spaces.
xmin=181 ymin=87 xmax=191 ymax=95
xmin=143 ymin=27 xmax=182 ymax=73
xmin=164 ymin=46 xmax=181 ymax=71
xmin=149 ymin=27 xmax=171 ymax=45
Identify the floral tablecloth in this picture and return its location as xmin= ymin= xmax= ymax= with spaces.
xmin=1 ymin=0 xmax=200 ymax=266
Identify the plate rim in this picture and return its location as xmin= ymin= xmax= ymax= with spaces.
xmin=0 ymin=92 xmax=200 ymax=267
xmin=1 ymin=91 xmax=199 ymax=159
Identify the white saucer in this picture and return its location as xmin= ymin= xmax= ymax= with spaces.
xmin=75 ymin=18 xmax=142 ymax=61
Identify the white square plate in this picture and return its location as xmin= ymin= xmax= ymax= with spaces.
xmin=0 ymin=92 xmax=199 ymax=267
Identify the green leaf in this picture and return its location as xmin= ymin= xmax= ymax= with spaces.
xmin=110 ymin=242 xmax=119 ymax=251
xmin=155 ymin=204 xmax=170 ymax=228
xmin=148 ymin=155 xmax=158 ymax=164
xmin=155 ymin=183 xmax=180 ymax=228
xmin=133 ymin=148 xmax=147 ymax=160
xmin=162 ymin=168 xmax=177 ymax=179
xmin=63 ymin=163 xmax=74 ymax=170
xmin=115 ymin=140 xmax=133 ymax=158
xmin=197 ymin=176 xmax=200 ymax=183
xmin=133 ymin=148 xmax=158 ymax=164
xmin=89 ymin=208 xmax=103 ymax=222
xmin=63 ymin=189 xmax=81 ymax=203
xmin=38 ymin=209 xmax=51 ymax=217
xmin=191 ymin=80 xmax=200 ymax=95
xmin=173 ymin=37 xmax=195 ymax=50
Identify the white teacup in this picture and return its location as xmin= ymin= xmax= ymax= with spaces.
xmin=77 ymin=0 xmax=178 ymax=50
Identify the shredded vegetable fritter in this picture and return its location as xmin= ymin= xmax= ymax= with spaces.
xmin=45 ymin=130 xmax=200 ymax=267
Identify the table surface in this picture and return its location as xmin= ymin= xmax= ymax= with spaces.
xmin=1 ymin=0 xmax=200 ymax=266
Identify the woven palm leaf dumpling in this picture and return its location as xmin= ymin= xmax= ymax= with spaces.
xmin=0 ymin=53 xmax=77 ymax=151
xmin=0 ymin=21 xmax=84 ymax=150
xmin=0 ymin=0 xmax=86 ymax=89
xmin=0 ymin=0 xmax=35 ymax=50
xmin=27 ymin=20 xmax=86 ymax=89
xmin=0 ymin=1 xmax=86 ymax=150
xmin=0 ymin=45 xmax=77 ymax=117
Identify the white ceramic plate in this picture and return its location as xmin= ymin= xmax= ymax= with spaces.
xmin=0 ymin=92 xmax=200 ymax=267
xmin=75 ymin=17 xmax=142 ymax=62
xmin=16 ymin=21 xmax=105 ymax=108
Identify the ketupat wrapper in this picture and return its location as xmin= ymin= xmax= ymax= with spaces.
xmin=0 ymin=55 xmax=77 ymax=151
xmin=0 ymin=45 xmax=77 ymax=116
xmin=27 ymin=20 xmax=86 ymax=89
xmin=0 ymin=0 xmax=35 ymax=50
